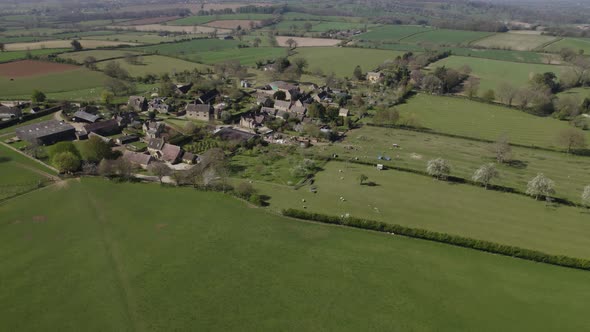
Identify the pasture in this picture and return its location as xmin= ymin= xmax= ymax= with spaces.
xmin=315 ymin=126 xmax=590 ymax=202
xmin=4 ymin=39 xmax=139 ymax=51
xmin=111 ymin=24 xmax=229 ymax=35
xmin=131 ymin=38 xmax=241 ymax=56
xmin=0 ymin=60 xmax=78 ymax=77
xmin=291 ymin=47 xmax=404 ymax=77
xmin=96 ymin=55 xmax=209 ymax=77
xmin=395 ymin=94 xmax=587 ymax=149
xmin=401 ymin=29 xmax=493 ymax=46
xmin=1 ymin=178 xmax=590 ymax=330
xmin=544 ymin=37 xmax=590 ymax=55
xmin=168 ymin=13 xmax=274 ymax=26
xmin=196 ymin=47 xmax=286 ymax=66
xmin=0 ymin=48 xmax=68 ymax=63
xmin=473 ymin=33 xmax=558 ymax=51
xmin=59 ymin=49 xmax=141 ymax=62
xmin=257 ymin=161 xmax=590 ymax=260
xmin=86 ymin=32 xmax=196 ymax=44
xmin=430 ymin=55 xmax=565 ymax=93
xmin=354 ymin=25 xmax=432 ymax=42
xmin=0 ymin=143 xmax=55 ymax=200
xmin=275 ymin=36 xmax=341 ymax=47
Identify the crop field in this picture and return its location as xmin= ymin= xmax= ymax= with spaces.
xmin=354 ymin=25 xmax=433 ymax=42
xmin=196 ymin=47 xmax=286 ymax=66
xmin=59 ymin=49 xmax=141 ymax=62
xmin=86 ymin=32 xmax=196 ymax=44
xmin=0 ymin=48 xmax=68 ymax=63
xmin=0 ymin=66 xmax=108 ymax=97
xmin=131 ymin=38 xmax=241 ymax=55
xmin=430 ymin=55 xmax=565 ymax=93
xmin=396 ymin=94 xmax=589 ymax=149
xmin=4 ymin=39 xmax=139 ymax=51
xmin=0 ymin=144 xmax=55 ymax=200
xmin=257 ymin=161 xmax=590 ymax=260
xmin=402 ymin=29 xmax=493 ymax=46
xmin=275 ymin=36 xmax=341 ymax=47
xmin=111 ymin=24 xmax=228 ymax=35
xmin=473 ymin=33 xmax=558 ymax=51
xmin=1 ymin=178 xmax=590 ymax=330
xmin=544 ymin=37 xmax=590 ymax=55
xmin=96 ymin=55 xmax=209 ymax=77
xmin=314 ymin=126 xmax=590 ymax=202
xmin=168 ymin=13 xmax=274 ymax=26
xmin=291 ymin=47 xmax=404 ymax=77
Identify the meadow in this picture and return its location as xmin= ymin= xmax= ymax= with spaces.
xmin=168 ymin=13 xmax=274 ymax=26
xmin=473 ymin=33 xmax=558 ymax=51
xmin=96 ymin=55 xmax=209 ymax=77
xmin=131 ymin=38 xmax=241 ymax=56
xmin=354 ymin=25 xmax=433 ymax=42
xmin=430 ymin=55 xmax=565 ymax=93
xmin=256 ymin=161 xmax=590 ymax=259
xmin=59 ymin=49 xmax=141 ymax=62
xmin=291 ymin=47 xmax=404 ymax=77
xmin=4 ymin=39 xmax=139 ymax=51
xmin=86 ymin=32 xmax=196 ymax=44
xmin=0 ymin=48 xmax=68 ymax=63
xmin=544 ymin=37 xmax=590 ymax=55
xmin=1 ymin=178 xmax=590 ymax=330
xmin=314 ymin=126 xmax=590 ymax=202
xmin=401 ymin=29 xmax=493 ymax=46
xmin=0 ymin=143 xmax=55 ymax=200
xmin=192 ymin=47 xmax=286 ymax=66
xmin=395 ymin=94 xmax=588 ymax=149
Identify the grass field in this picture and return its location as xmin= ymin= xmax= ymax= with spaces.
xmin=402 ymin=29 xmax=493 ymax=46
xmin=0 ymin=143 xmax=55 ymax=200
xmin=0 ymin=48 xmax=68 ymax=63
xmin=557 ymin=87 xmax=590 ymax=100
xmin=430 ymin=55 xmax=565 ymax=93
xmin=96 ymin=55 xmax=209 ymax=77
xmin=473 ymin=33 xmax=558 ymax=51
xmin=291 ymin=47 xmax=404 ymax=77
xmin=168 ymin=13 xmax=274 ymax=26
xmin=86 ymin=32 xmax=196 ymax=44
xmin=59 ymin=49 xmax=141 ymax=62
xmin=4 ymin=39 xmax=139 ymax=51
xmin=544 ymin=37 xmax=590 ymax=55
xmin=314 ymin=126 xmax=590 ymax=202
xmin=396 ymin=94 xmax=588 ymax=149
xmin=354 ymin=25 xmax=432 ymax=42
xmin=192 ymin=47 xmax=286 ymax=66
xmin=1 ymin=178 xmax=590 ymax=330
xmin=131 ymin=38 xmax=241 ymax=56
xmin=0 ymin=68 xmax=109 ymax=98
xmin=256 ymin=161 xmax=590 ymax=259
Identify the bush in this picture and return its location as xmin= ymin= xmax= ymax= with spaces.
xmin=48 ymin=141 xmax=80 ymax=160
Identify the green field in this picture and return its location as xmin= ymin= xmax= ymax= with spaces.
xmin=557 ymin=87 xmax=590 ymax=100
xmin=402 ymin=29 xmax=493 ymax=46
xmin=59 ymin=49 xmax=142 ymax=62
xmin=169 ymin=13 xmax=274 ymax=26
xmin=396 ymin=94 xmax=588 ymax=149
xmin=282 ymin=12 xmax=365 ymax=23
xmin=313 ymin=125 xmax=590 ymax=202
xmin=0 ymin=68 xmax=109 ymax=98
xmin=86 ymin=32 xmax=196 ymax=44
xmin=430 ymin=55 xmax=565 ymax=93
xmin=291 ymin=47 xmax=404 ymax=77
xmin=0 ymin=143 xmax=55 ymax=200
xmin=446 ymin=47 xmax=547 ymax=63
xmin=544 ymin=37 xmax=590 ymax=55
xmin=354 ymin=25 xmax=432 ymax=42
xmin=196 ymin=47 xmax=286 ymax=66
xmin=97 ymin=55 xmax=209 ymax=77
xmin=473 ymin=33 xmax=558 ymax=51
xmin=0 ymin=48 xmax=68 ymax=63
xmin=2 ymin=178 xmax=590 ymax=330
xmin=256 ymin=161 xmax=590 ymax=259
xmin=131 ymin=38 xmax=241 ymax=56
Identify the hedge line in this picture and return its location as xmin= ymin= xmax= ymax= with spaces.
xmin=282 ymin=209 xmax=590 ymax=271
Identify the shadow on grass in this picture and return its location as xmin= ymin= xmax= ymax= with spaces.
xmin=0 ymin=156 xmax=12 ymax=163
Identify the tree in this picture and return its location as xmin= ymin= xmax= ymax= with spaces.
xmin=303 ymin=22 xmax=313 ymax=32
xmin=98 ymin=159 xmax=114 ymax=177
xmin=285 ymin=38 xmax=297 ymax=50
xmin=481 ymin=89 xmax=495 ymax=102
xmin=48 ymin=141 xmax=80 ymax=161
xmin=463 ymin=77 xmax=479 ymax=98
xmin=148 ymin=162 xmax=171 ymax=184
xmin=0 ymin=43 xmax=4 ymax=52
xmin=421 ymin=74 xmax=443 ymax=94
xmin=84 ymin=136 xmax=112 ymax=163
xmin=31 ymin=90 xmax=46 ymax=104
xmin=101 ymin=90 xmax=114 ymax=106
xmin=293 ymin=57 xmax=308 ymax=77
xmin=104 ymin=78 xmax=135 ymax=96
xmin=159 ymin=80 xmax=177 ymax=97
xmin=426 ymin=158 xmax=451 ymax=180
xmin=557 ymin=127 xmax=586 ymax=154
xmin=353 ymin=65 xmax=363 ymax=80
xmin=555 ymin=95 xmax=581 ymax=119
xmin=582 ymin=185 xmax=590 ymax=208
xmin=83 ymin=56 xmax=97 ymax=70
xmin=490 ymin=135 xmax=512 ymax=163
xmin=359 ymin=174 xmax=368 ymax=185
xmin=103 ymin=61 xmax=129 ymax=79
xmin=497 ymin=83 xmax=516 ymax=106
xmin=472 ymin=163 xmax=499 ymax=189
xmin=253 ymin=37 xmax=262 ymax=47
xmin=526 ymin=173 xmax=555 ymax=200
xmin=71 ymin=39 xmax=83 ymax=51
xmin=273 ymin=90 xmax=286 ymax=101
xmin=307 ymin=102 xmax=326 ymax=119
xmin=235 ymin=182 xmax=256 ymax=199
xmin=52 ymin=151 xmax=81 ymax=174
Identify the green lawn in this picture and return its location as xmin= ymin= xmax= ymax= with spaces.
xmin=291 ymin=47 xmax=404 ymax=77
xmin=169 ymin=13 xmax=275 ymax=26
xmin=402 ymin=29 xmax=493 ymax=46
xmin=314 ymin=125 xmax=590 ymax=202
xmin=473 ymin=33 xmax=558 ymax=51
xmin=256 ymin=161 xmax=590 ymax=260
xmin=1 ymin=178 xmax=590 ymax=330
xmin=354 ymin=25 xmax=433 ymax=42
xmin=0 ymin=68 xmax=109 ymax=98
xmin=430 ymin=55 xmax=566 ymax=93
xmin=0 ymin=143 xmax=54 ymax=200
xmin=544 ymin=37 xmax=590 ymax=55
xmin=97 ymin=55 xmax=209 ymax=77
xmin=396 ymin=94 xmax=588 ymax=149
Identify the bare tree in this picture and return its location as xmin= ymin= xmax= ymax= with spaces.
xmin=490 ymin=135 xmax=512 ymax=163
xmin=472 ymin=163 xmax=499 ymax=189
xmin=148 ymin=161 xmax=171 ymax=184
xmin=426 ymin=158 xmax=451 ymax=180
xmin=497 ymin=83 xmax=516 ymax=106
xmin=582 ymin=185 xmax=590 ymax=208
xmin=557 ymin=127 xmax=587 ymax=154
xmin=285 ymin=38 xmax=297 ymax=50
xmin=463 ymin=77 xmax=479 ymax=99
xmin=526 ymin=173 xmax=555 ymax=200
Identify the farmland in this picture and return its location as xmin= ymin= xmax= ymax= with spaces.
xmin=544 ymin=37 xmax=590 ymax=55
xmin=131 ymin=38 xmax=241 ymax=55
xmin=86 ymin=32 xmax=196 ymax=44
xmin=354 ymin=25 xmax=433 ymax=42
xmin=291 ymin=47 xmax=404 ymax=77
xmin=473 ymin=33 xmax=558 ymax=51
xmin=0 ymin=60 xmax=79 ymax=77
xmin=401 ymin=29 xmax=493 ymax=46
xmin=395 ymin=94 xmax=586 ymax=149
xmin=275 ymin=36 xmax=341 ymax=47
xmin=0 ymin=48 xmax=68 ymax=63
xmin=4 ymin=39 xmax=139 ymax=51
xmin=168 ymin=13 xmax=274 ymax=26
xmin=429 ymin=55 xmax=565 ymax=93
xmin=0 ymin=143 xmax=55 ymax=200
xmin=59 ymin=49 xmax=141 ymax=62
xmin=111 ymin=24 xmax=228 ymax=35
xmin=197 ymin=47 xmax=286 ymax=66
xmin=1 ymin=178 xmax=590 ymax=330
xmin=96 ymin=55 xmax=209 ymax=77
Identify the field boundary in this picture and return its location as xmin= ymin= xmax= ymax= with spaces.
xmin=282 ymin=209 xmax=590 ymax=270
xmin=397 ymin=28 xmax=433 ymax=42
xmin=466 ymin=32 xmax=497 ymax=46
xmin=537 ymin=37 xmax=563 ymax=52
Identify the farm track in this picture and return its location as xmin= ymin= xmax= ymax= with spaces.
xmin=536 ymin=37 xmax=564 ymax=52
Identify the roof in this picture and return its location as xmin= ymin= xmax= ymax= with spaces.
xmin=260 ymin=107 xmax=276 ymax=115
xmin=161 ymin=143 xmax=183 ymax=162
xmin=0 ymin=105 xmax=21 ymax=116
xmin=197 ymin=89 xmax=219 ymax=104
xmin=339 ymin=108 xmax=350 ymax=117
xmin=182 ymin=152 xmax=196 ymax=161
xmin=215 ymin=127 xmax=257 ymax=142
xmin=73 ymin=110 xmax=100 ymax=123
xmin=84 ymin=119 xmax=119 ymax=134
xmin=147 ymin=137 xmax=165 ymax=150
xmin=186 ymin=103 xmax=212 ymax=114
xmin=16 ymin=120 xmax=75 ymax=139
xmin=274 ymin=100 xmax=291 ymax=110
xmin=269 ymin=81 xmax=297 ymax=91
xmin=175 ymin=82 xmax=193 ymax=94
xmin=290 ymin=105 xmax=307 ymax=115
xmin=367 ymin=71 xmax=383 ymax=78
xmin=123 ymin=151 xmax=152 ymax=166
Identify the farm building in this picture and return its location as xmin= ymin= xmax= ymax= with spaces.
xmin=16 ymin=120 xmax=75 ymax=145
xmin=123 ymin=151 xmax=153 ymax=169
xmin=0 ymin=105 xmax=22 ymax=119
xmin=147 ymin=98 xmax=171 ymax=114
xmin=274 ymin=100 xmax=291 ymax=112
xmin=339 ymin=108 xmax=350 ymax=117
xmin=115 ymin=135 xmax=139 ymax=145
xmin=84 ymin=119 xmax=120 ymax=136
xmin=175 ymin=83 xmax=193 ymax=95
xmin=72 ymin=110 xmax=100 ymax=123
xmin=186 ymin=103 xmax=213 ymax=121
xmin=143 ymin=121 xmax=165 ymax=139
xmin=196 ymin=89 xmax=219 ymax=104
xmin=240 ymin=114 xmax=266 ymax=129
xmin=215 ymin=127 xmax=257 ymax=143
xmin=366 ymin=71 xmax=383 ymax=83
